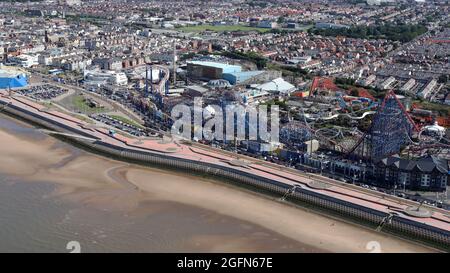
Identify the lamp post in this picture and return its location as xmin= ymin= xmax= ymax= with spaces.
xmin=320 ymin=158 xmax=324 ymax=176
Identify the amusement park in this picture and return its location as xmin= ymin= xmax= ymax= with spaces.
xmin=129 ymin=61 xmax=449 ymax=203
xmin=277 ymin=77 xmax=450 ymax=201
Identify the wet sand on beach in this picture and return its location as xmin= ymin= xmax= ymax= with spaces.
xmin=0 ymin=115 xmax=437 ymax=252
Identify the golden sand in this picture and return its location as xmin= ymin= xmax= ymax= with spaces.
xmin=0 ymin=126 xmax=437 ymax=253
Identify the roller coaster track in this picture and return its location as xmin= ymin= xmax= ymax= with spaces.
xmin=345 ymin=90 xmax=420 ymax=158
xmin=296 ymin=104 xmax=351 ymax=152
xmin=311 ymin=110 xmax=376 ymax=121
xmin=405 ymin=128 xmax=450 ymax=151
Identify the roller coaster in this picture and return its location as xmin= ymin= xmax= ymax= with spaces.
xmin=144 ymin=64 xmax=170 ymax=96
xmin=282 ymin=90 xmax=449 ymax=161
xmin=345 ymin=90 xmax=450 ymax=160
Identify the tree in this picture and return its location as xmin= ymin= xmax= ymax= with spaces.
xmin=350 ymin=88 xmax=359 ymax=97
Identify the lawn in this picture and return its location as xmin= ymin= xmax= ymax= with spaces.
xmin=413 ymin=100 xmax=450 ymax=117
xmin=177 ymin=24 xmax=272 ymax=33
xmin=71 ymin=95 xmax=106 ymax=114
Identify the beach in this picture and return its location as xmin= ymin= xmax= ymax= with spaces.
xmin=0 ymin=114 xmax=437 ymax=253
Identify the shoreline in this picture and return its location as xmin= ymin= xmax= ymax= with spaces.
xmin=0 ymin=114 xmax=440 ymax=253
xmin=0 ymin=120 xmax=324 ymax=252
xmin=0 ymin=92 xmax=448 ymax=251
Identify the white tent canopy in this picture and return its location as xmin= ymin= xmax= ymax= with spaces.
xmin=255 ymin=78 xmax=296 ymax=94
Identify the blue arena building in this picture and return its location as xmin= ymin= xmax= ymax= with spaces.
xmin=0 ymin=69 xmax=28 ymax=89
xmin=223 ymin=70 xmax=264 ymax=85
xmin=187 ymin=61 xmax=242 ymax=80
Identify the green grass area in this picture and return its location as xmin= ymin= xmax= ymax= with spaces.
xmin=310 ymin=24 xmax=428 ymax=43
xmin=177 ymin=25 xmax=272 ymax=33
xmin=413 ymin=100 xmax=450 ymax=117
xmin=38 ymin=100 xmax=95 ymax=124
xmin=267 ymin=63 xmax=310 ymax=78
xmin=108 ymin=115 xmax=145 ymax=129
xmin=71 ymin=95 xmax=107 ymax=114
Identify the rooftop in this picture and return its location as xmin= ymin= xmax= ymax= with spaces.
xmin=187 ymin=60 xmax=242 ymax=71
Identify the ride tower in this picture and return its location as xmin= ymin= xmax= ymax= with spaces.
xmin=347 ymin=90 xmax=419 ymax=162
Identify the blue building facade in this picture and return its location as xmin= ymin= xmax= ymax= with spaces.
xmin=223 ymin=71 xmax=264 ymax=85
xmin=187 ymin=61 xmax=242 ymax=80
xmin=0 ymin=72 xmax=28 ymax=89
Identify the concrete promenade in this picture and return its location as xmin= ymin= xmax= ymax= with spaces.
xmin=0 ymin=90 xmax=449 ymax=250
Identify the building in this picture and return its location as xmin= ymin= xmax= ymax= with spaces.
xmin=241 ymin=140 xmax=279 ymax=153
xmin=418 ymin=79 xmax=437 ymax=99
xmin=0 ymin=47 xmax=4 ymax=62
xmin=84 ymin=70 xmax=128 ymax=86
xmin=445 ymin=93 xmax=450 ymax=105
xmin=207 ymin=79 xmax=231 ymax=89
xmin=60 ymin=0 xmax=82 ymax=6
xmin=359 ymin=75 xmax=376 ymax=86
xmin=223 ymin=71 xmax=264 ymax=85
xmin=222 ymin=70 xmax=282 ymax=85
xmin=254 ymin=78 xmax=296 ymax=94
xmin=286 ymin=56 xmax=312 ymax=65
xmin=287 ymin=23 xmax=297 ymax=29
xmin=400 ymin=78 xmax=416 ymax=94
xmin=187 ymin=61 xmax=241 ymax=80
xmin=257 ymin=20 xmax=277 ymax=29
xmin=373 ymin=155 xmax=448 ymax=192
xmin=54 ymin=57 xmax=92 ymax=71
xmin=0 ymin=67 xmax=28 ymax=89
xmin=10 ymin=54 xmax=39 ymax=68
xmin=304 ymin=139 xmax=319 ymax=154
xmin=24 ymin=9 xmax=44 ymax=17
xmin=378 ymin=76 xmax=396 ymax=90
xmin=315 ymin=22 xmax=349 ymax=29
xmin=92 ymin=58 xmax=123 ymax=71
xmin=184 ymin=85 xmax=209 ymax=97
xmin=304 ymin=154 xmax=448 ymax=192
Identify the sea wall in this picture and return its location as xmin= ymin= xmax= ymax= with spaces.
xmin=1 ymin=100 xmax=449 ymax=251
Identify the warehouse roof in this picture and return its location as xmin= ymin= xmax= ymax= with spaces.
xmin=187 ymin=61 xmax=241 ymax=71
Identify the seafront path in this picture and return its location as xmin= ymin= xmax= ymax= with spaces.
xmin=0 ymin=90 xmax=449 ymax=249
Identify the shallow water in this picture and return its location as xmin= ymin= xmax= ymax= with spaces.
xmin=0 ymin=115 xmax=321 ymax=253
